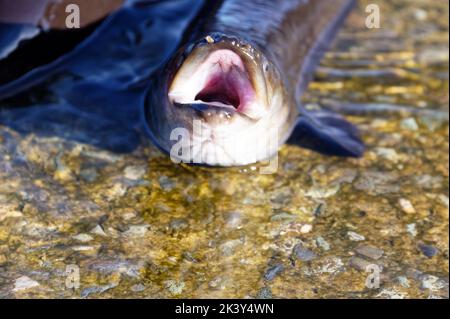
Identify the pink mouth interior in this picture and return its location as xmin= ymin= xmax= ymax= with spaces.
xmin=194 ymin=50 xmax=255 ymax=111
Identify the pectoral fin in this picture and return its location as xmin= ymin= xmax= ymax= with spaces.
xmin=288 ymin=110 xmax=365 ymax=158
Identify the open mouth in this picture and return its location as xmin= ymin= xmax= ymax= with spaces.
xmin=168 ymin=47 xmax=267 ymax=119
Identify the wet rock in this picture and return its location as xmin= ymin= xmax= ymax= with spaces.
xmin=315 ymin=236 xmax=331 ymax=251
xmin=376 ymin=289 xmax=406 ymax=299
xmin=168 ymin=219 xmax=189 ymax=232
xmin=131 ymin=283 xmax=146 ymax=292
xmin=355 ymin=245 xmax=384 ymax=260
xmin=122 ymin=225 xmax=149 ymax=238
xmin=347 ymin=231 xmax=365 ymax=242
xmin=13 ymin=276 xmax=40 ymax=292
xmin=418 ymin=243 xmax=439 ymax=258
xmin=401 ymin=118 xmax=419 ymax=131
xmin=398 ymin=198 xmax=416 ymax=214
xmin=220 ymin=239 xmax=242 ymax=257
xmin=313 ymin=203 xmax=328 ymax=217
xmin=305 ymin=184 xmax=340 ymax=199
xmin=79 ymin=168 xmax=98 ymax=182
xmin=81 ymin=283 xmax=118 ymax=298
xmin=106 ymin=183 xmax=127 ymax=200
xmin=270 ymin=212 xmax=297 ymax=222
xmin=159 ymin=176 xmax=175 ymax=191
xmin=406 ymin=223 xmax=418 ymax=237
xmin=354 ymin=171 xmax=400 ymax=195
xmin=293 ymin=245 xmax=317 ymax=262
xmin=224 ymin=212 xmax=243 ymax=229
xmin=264 ymin=264 xmax=284 ymax=281
xmin=374 ymin=147 xmax=400 ymax=163
xmin=72 ymin=233 xmax=93 ymax=243
xmin=439 ymin=194 xmax=449 ymax=208
xmin=299 ymin=224 xmax=313 ymax=234
xmin=257 ymin=287 xmax=273 ymax=299
xmin=414 ymin=175 xmax=444 ymax=189
xmin=349 ymin=256 xmax=377 ymax=272
xmin=164 ymin=280 xmax=185 ymax=295
xmin=90 ymin=225 xmax=107 ymax=237
xmin=123 ymin=165 xmax=147 ymax=180
xmin=397 ymin=276 xmax=410 ymax=288
xmin=419 ymin=114 xmax=447 ymax=132
xmin=208 ymin=276 xmax=226 ymax=290
xmin=420 ymin=275 xmax=448 ymax=292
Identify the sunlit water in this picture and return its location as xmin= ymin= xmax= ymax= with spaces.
xmin=0 ymin=0 xmax=448 ymax=298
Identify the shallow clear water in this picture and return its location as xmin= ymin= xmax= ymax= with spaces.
xmin=0 ymin=0 xmax=448 ymax=298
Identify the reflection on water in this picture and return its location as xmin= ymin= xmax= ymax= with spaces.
xmin=0 ymin=0 xmax=448 ymax=298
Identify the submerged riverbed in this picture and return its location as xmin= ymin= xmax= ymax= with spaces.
xmin=0 ymin=0 xmax=448 ymax=298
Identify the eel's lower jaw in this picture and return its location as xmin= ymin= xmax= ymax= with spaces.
xmin=168 ymin=49 xmax=268 ymax=120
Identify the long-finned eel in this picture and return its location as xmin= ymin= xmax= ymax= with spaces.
xmin=144 ymin=0 xmax=365 ymax=166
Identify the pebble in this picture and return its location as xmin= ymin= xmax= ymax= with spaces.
xmin=164 ymin=280 xmax=185 ymax=295
xmin=349 ymin=256 xmax=377 ymax=272
xmin=124 ymin=165 xmax=147 ymax=180
xmin=399 ymin=198 xmax=416 ymax=214
xmin=131 ymin=283 xmax=146 ymax=292
xmin=376 ymin=289 xmax=406 ymax=299
xmin=420 ymin=275 xmax=448 ymax=292
xmin=397 ymin=276 xmax=410 ymax=288
xmin=72 ymin=233 xmax=93 ymax=243
xmin=401 ymin=118 xmax=419 ymax=131
xmin=347 ymin=231 xmax=365 ymax=241
xmin=439 ymin=194 xmax=449 ymax=208
xmin=418 ymin=243 xmax=439 ymax=258
xmin=300 ymin=224 xmax=313 ymax=234
xmin=293 ymin=245 xmax=317 ymax=262
xmin=169 ymin=219 xmax=189 ymax=231
xmin=257 ymin=287 xmax=273 ymax=299
xmin=355 ymin=245 xmax=384 ymax=260
xmin=270 ymin=212 xmax=297 ymax=222
xmin=123 ymin=225 xmax=149 ymax=238
xmin=374 ymin=147 xmax=400 ymax=163
xmin=264 ymin=264 xmax=284 ymax=281
xmin=90 ymin=225 xmax=107 ymax=237
xmin=305 ymin=184 xmax=340 ymax=199
xmin=406 ymin=223 xmax=417 ymax=237
xmin=13 ymin=276 xmax=40 ymax=292
xmin=315 ymin=237 xmax=331 ymax=251
xmin=220 ymin=239 xmax=242 ymax=257
xmin=159 ymin=176 xmax=176 ymax=191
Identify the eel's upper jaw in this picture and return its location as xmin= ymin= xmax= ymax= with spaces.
xmin=168 ymin=47 xmax=269 ymax=120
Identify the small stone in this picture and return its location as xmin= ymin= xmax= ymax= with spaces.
xmin=220 ymin=239 xmax=242 ymax=257
xmin=376 ymin=289 xmax=406 ymax=299
xmin=399 ymin=198 xmax=416 ymax=214
xmin=72 ymin=233 xmax=93 ymax=243
xmin=13 ymin=276 xmax=40 ymax=292
xmin=124 ymin=165 xmax=147 ymax=180
xmin=123 ymin=225 xmax=149 ymax=238
xmin=164 ymin=280 xmax=185 ymax=295
xmin=439 ymin=194 xmax=449 ymax=208
xmin=421 ymin=275 xmax=448 ymax=292
xmin=349 ymin=256 xmax=376 ymax=272
xmin=306 ymin=184 xmax=340 ymax=199
xmin=225 ymin=212 xmax=242 ymax=229
xmin=208 ymin=277 xmax=225 ymax=290
xmin=90 ymin=225 xmax=107 ymax=237
xmin=159 ymin=176 xmax=175 ymax=191
xmin=315 ymin=236 xmax=330 ymax=251
xmin=418 ymin=243 xmax=439 ymax=258
xmin=131 ymin=283 xmax=146 ymax=292
xmin=264 ymin=264 xmax=284 ymax=281
xmin=355 ymin=245 xmax=384 ymax=260
xmin=79 ymin=168 xmax=98 ymax=183
xmin=347 ymin=231 xmax=365 ymax=241
xmin=257 ymin=287 xmax=273 ymax=299
xmin=293 ymin=245 xmax=317 ymax=262
xmin=401 ymin=118 xmax=419 ymax=131
xmin=397 ymin=276 xmax=410 ymax=288
xmin=270 ymin=212 xmax=297 ymax=222
xmin=374 ymin=148 xmax=400 ymax=163
xmin=169 ymin=219 xmax=189 ymax=231
xmin=72 ymin=245 xmax=96 ymax=251
xmin=300 ymin=224 xmax=313 ymax=234
xmin=406 ymin=223 xmax=417 ymax=237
